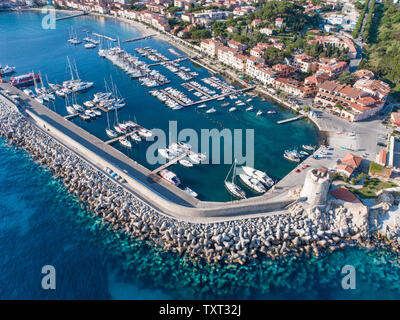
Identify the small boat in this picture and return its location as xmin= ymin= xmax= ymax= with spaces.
xmin=221 ymin=102 xmax=229 ymax=107
xmin=179 ymin=159 xmax=193 ymax=167
xmin=79 ymin=113 xmax=91 ymax=121
xmin=239 ymin=174 xmax=266 ymax=194
xmin=205 ymin=107 xmax=216 ymax=114
xmin=159 ymin=169 xmax=180 ymax=186
xmin=188 ymin=153 xmax=206 ymax=164
xmin=138 ymin=128 xmax=153 ymax=138
xmin=119 ymin=138 xmax=132 ymax=148
xmin=300 ymin=150 xmax=309 ymax=156
xmin=83 ymin=100 xmax=94 ymax=107
xmin=106 ymin=128 xmax=118 ymax=138
xmin=158 ymin=148 xmax=176 ymax=160
xmin=66 ymin=106 xmax=76 ymax=115
xmin=0 ymin=65 xmax=16 ymax=75
xmin=246 ymin=98 xmax=252 ymax=102
xmin=256 ymin=110 xmax=263 ymax=116
xmin=224 ymin=160 xmax=246 ymax=199
xmin=197 ymin=103 xmax=207 ymax=109
xmin=268 ymin=110 xmax=276 ymax=114
xmin=241 ymin=166 xmax=274 ymax=188
xmin=130 ymin=132 xmax=141 ymax=142
xmin=302 ymin=144 xmax=315 ymax=151
xmin=84 ymin=43 xmax=96 ymax=49
xmin=245 ymin=106 xmax=254 ymax=111
xmin=229 ymin=107 xmax=237 ymax=112
xmin=184 ymin=187 xmax=198 ymax=197
xmin=91 ymin=109 xmax=101 ymax=116
xmin=217 ymin=97 xmax=225 ymax=101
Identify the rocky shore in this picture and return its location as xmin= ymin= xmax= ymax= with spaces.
xmin=0 ymin=94 xmax=399 ymax=264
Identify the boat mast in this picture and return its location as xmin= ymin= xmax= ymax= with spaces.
xmin=66 ymin=56 xmax=74 ymax=81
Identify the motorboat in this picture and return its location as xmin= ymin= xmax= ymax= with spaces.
xmin=179 ymin=159 xmax=193 ymax=167
xmin=119 ymin=137 xmax=132 ymax=148
xmin=159 ymin=169 xmax=180 ymax=186
xmin=239 ymin=174 xmax=266 ymax=193
xmin=256 ymin=110 xmax=263 ymax=116
xmin=205 ymin=107 xmax=216 ymax=114
xmin=246 ymin=106 xmax=254 ymax=111
xmin=229 ymin=107 xmax=237 ymax=112
xmin=241 ymin=166 xmax=274 ymax=188
xmin=0 ymin=65 xmax=16 ymax=75
xmin=158 ymin=148 xmax=176 ymax=160
xmin=183 ymin=187 xmax=198 ymax=197
xmin=302 ymin=144 xmax=315 ymax=151
xmin=84 ymin=100 xmax=94 ymax=107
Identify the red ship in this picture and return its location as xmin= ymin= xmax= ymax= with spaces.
xmin=10 ymin=73 xmax=41 ymax=87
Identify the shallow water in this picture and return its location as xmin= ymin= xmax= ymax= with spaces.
xmin=0 ymin=141 xmax=399 ymax=299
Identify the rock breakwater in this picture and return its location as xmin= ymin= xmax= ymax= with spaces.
xmin=0 ymin=94 xmax=399 ymax=264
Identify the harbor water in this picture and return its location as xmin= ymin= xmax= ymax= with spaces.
xmin=0 ymin=11 xmax=399 ymax=300
xmin=0 ymin=11 xmax=318 ymax=202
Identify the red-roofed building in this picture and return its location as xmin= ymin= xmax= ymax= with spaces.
xmin=391 ymin=112 xmax=400 ymax=127
xmin=331 ymin=186 xmax=361 ymax=203
xmin=341 ymin=153 xmax=363 ymax=168
xmin=377 ymin=149 xmax=387 ymax=167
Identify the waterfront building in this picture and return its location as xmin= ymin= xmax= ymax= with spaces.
xmin=227 ymin=40 xmax=248 ymax=52
xmin=314 ymin=80 xmax=385 ymax=122
xmin=272 ymin=77 xmax=315 ymax=98
xmin=200 ymin=38 xmax=224 ymax=57
xmin=353 ymin=79 xmax=391 ymax=101
xmin=292 ymin=54 xmax=316 ymax=73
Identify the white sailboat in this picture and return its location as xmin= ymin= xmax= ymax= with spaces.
xmin=105 ymin=111 xmax=118 ymax=138
xmin=224 ymin=160 xmax=246 ymax=199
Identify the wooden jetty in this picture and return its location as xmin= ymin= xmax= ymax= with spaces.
xmin=160 ymin=86 xmax=255 ymax=107
xmin=151 ymin=151 xmax=191 ymax=174
xmin=277 ymin=115 xmax=304 ymax=124
xmin=123 ymin=34 xmax=156 ymax=43
xmin=63 ymin=106 xmax=105 ymax=120
xmin=185 ymin=82 xmax=212 ymax=98
xmin=56 ymin=11 xmax=88 ymax=21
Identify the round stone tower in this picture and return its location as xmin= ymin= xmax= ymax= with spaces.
xmin=300 ymin=167 xmax=331 ymax=205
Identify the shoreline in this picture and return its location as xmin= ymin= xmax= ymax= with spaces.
xmin=2 ymin=10 xmax=398 ymax=262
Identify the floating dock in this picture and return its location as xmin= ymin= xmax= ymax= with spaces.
xmin=56 ymin=11 xmax=88 ymax=21
xmin=122 ymin=34 xmax=156 ymax=43
xmin=151 ymin=151 xmax=195 ymax=174
xmin=277 ymin=115 xmax=305 ymax=124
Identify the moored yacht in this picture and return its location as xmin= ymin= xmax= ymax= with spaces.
xmin=239 ymin=174 xmax=266 ymax=193
xmin=159 ymin=169 xmax=180 ymax=186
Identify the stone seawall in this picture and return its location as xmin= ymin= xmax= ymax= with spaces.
xmin=1 ymin=93 xmax=398 ymax=264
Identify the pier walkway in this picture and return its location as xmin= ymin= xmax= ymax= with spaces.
xmin=56 ymin=11 xmax=88 ymax=21
xmin=277 ymin=115 xmax=304 ymax=124
xmin=161 ymin=86 xmax=255 ymax=108
xmin=123 ymin=34 xmax=156 ymax=43
xmin=151 ymin=152 xmax=190 ymax=174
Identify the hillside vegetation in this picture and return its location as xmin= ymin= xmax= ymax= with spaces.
xmin=359 ymin=0 xmax=400 ymax=100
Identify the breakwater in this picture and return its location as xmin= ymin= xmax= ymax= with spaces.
xmin=2 ymin=92 xmax=399 ymax=264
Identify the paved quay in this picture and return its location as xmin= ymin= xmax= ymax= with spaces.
xmin=0 ymin=83 xmax=296 ymax=222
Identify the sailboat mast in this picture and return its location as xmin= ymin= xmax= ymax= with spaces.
xmin=67 ymin=56 xmax=74 ymax=81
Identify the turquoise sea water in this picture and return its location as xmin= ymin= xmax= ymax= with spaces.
xmin=0 ymin=11 xmax=400 ymax=300
xmin=0 ymin=140 xmax=399 ymax=299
